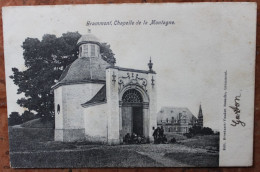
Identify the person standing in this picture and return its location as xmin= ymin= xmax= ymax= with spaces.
xmin=153 ymin=127 xmax=160 ymax=144
xmin=157 ymin=126 xmax=164 ymax=143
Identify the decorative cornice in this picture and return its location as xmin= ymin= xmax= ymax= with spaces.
xmin=118 ymin=72 xmax=148 ymax=92
xmin=119 ymin=101 xmax=149 ymax=108
xmin=106 ymin=66 xmax=156 ymax=74
xmin=77 ymin=41 xmax=101 ymax=47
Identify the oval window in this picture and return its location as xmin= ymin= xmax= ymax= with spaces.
xmin=57 ymin=104 xmax=60 ymax=114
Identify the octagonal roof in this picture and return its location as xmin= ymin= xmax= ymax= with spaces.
xmin=77 ymin=33 xmax=100 ymax=46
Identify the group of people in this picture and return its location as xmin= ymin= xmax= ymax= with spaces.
xmin=122 ymin=126 xmax=169 ymax=144
xmin=123 ymin=133 xmax=147 ymax=144
xmin=153 ymin=126 xmax=168 ymax=144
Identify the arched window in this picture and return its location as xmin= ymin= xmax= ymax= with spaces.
xmin=122 ymin=89 xmax=143 ymax=103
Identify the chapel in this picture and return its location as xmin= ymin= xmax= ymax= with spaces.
xmin=52 ymin=31 xmax=157 ymax=144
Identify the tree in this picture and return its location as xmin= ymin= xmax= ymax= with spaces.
xmin=188 ymin=125 xmax=202 ymax=136
xmin=188 ymin=125 xmax=214 ymax=136
xmin=8 ymin=112 xmax=22 ymax=126
xmin=201 ymin=127 xmax=214 ymax=135
xmin=10 ymin=32 xmax=115 ymax=121
xmin=21 ymin=110 xmax=35 ymax=123
xmin=100 ymin=43 xmax=116 ymax=65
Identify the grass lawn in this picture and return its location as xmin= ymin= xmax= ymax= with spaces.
xmin=20 ymin=118 xmax=54 ymax=128
xmin=164 ymin=152 xmax=219 ymax=167
xmin=8 ymin=127 xmax=56 ymax=152
xmin=10 ymin=147 xmax=161 ymax=168
xmin=177 ymin=135 xmax=220 ymax=152
xmin=8 ymin=121 xmax=220 ymax=168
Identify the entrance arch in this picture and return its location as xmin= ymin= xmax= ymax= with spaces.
xmin=122 ymin=89 xmax=143 ymax=136
xmin=119 ymin=86 xmax=150 ymax=142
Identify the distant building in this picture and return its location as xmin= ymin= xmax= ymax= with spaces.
xmin=157 ymin=105 xmax=204 ymax=134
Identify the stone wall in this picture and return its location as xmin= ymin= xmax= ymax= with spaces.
xmin=54 ymin=86 xmax=63 ymax=130
xmin=84 ymin=103 xmax=108 ymax=143
xmin=147 ymin=73 xmax=157 ymax=141
xmin=106 ymin=68 xmax=120 ymax=145
xmin=54 ymin=83 xmax=104 ymax=141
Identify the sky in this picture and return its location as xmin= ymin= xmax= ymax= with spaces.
xmin=2 ymin=3 xmax=256 ymax=131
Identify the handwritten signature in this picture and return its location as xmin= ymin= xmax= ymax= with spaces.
xmin=229 ymin=94 xmax=246 ymax=127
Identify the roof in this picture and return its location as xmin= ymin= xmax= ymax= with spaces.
xmin=52 ymin=56 xmax=109 ymax=89
xmin=81 ymin=85 xmax=106 ymax=107
xmin=77 ymin=33 xmax=100 ymax=46
xmin=157 ymin=107 xmax=197 ymax=122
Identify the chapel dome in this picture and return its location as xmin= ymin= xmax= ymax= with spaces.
xmin=77 ymin=33 xmax=100 ymax=46
xmin=57 ymin=57 xmax=109 ymax=85
xmin=52 ymin=32 xmax=110 ymax=89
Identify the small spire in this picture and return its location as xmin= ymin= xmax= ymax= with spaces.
xmin=198 ymin=102 xmax=203 ymax=127
xmin=198 ymin=103 xmax=203 ymax=117
xmin=148 ymin=57 xmax=153 ymax=72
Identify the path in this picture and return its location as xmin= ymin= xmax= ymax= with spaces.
xmin=137 ymin=151 xmax=191 ymax=167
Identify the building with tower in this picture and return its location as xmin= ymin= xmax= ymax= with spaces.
xmin=157 ymin=107 xmax=197 ymax=134
xmin=157 ymin=105 xmax=204 ymax=134
xmin=52 ymin=31 xmax=157 ymax=144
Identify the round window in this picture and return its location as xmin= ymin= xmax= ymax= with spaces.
xmin=57 ymin=104 xmax=60 ymax=114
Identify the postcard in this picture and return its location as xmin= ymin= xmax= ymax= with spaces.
xmin=2 ymin=2 xmax=256 ymax=168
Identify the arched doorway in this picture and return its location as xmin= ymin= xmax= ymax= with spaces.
xmin=121 ymin=89 xmax=144 ymax=138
